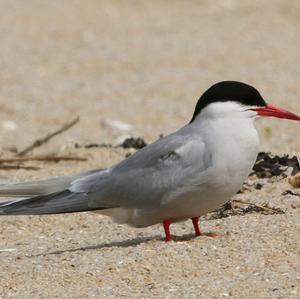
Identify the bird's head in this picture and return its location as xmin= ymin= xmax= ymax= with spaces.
xmin=190 ymin=81 xmax=300 ymax=123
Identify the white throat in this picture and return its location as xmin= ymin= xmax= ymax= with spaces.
xmin=190 ymin=101 xmax=260 ymax=195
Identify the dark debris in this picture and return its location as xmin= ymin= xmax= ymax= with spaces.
xmin=75 ymin=137 xmax=147 ymax=150
xmin=251 ymin=152 xmax=300 ymax=178
xmin=282 ymin=190 xmax=300 ymax=197
xmin=120 ymin=137 xmax=147 ymax=149
xmin=75 ymin=143 xmax=112 ymax=149
xmin=206 ymin=200 xmax=285 ymax=220
xmin=255 ymin=183 xmax=264 ymax=190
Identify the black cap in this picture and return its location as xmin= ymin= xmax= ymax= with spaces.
xmin=190 ymin=81 xmax=267 ymax=122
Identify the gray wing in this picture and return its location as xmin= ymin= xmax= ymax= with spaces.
xmin=70 ymin=131 xmax=212 ymax=209
xmin=0 ymin=128 xmax=212 ymax=215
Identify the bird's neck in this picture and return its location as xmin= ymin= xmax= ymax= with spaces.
xmin=193 ymin=116 xmax=260 ymax=171
xmin=192 ymin=116 xmax=260 ymax=194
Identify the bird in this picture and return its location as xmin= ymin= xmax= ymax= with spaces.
xmin=0 ymin=81 xmax=299 ymax=242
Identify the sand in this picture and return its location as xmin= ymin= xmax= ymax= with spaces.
xmin=0 ymin=1 xmax=300 ymax=298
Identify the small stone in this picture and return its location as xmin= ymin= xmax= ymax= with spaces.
xmin=2 ymin=121 xmax=17 ymax=131
xmin=255 ymin=183 xmax=263 ymax=190
xmin=102 ymin=119 xmax=133 ymax=131
xmin=288 ymin=173 xmax=300 ymax=188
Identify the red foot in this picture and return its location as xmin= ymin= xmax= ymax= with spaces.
xmin=205 ymin=232 xmax=220 ymax=238
xmin=191 ymin=217 xmax=202 ymax=236
xmin=163 ymin=219 xmax=172 ymax=242
xmin=163 ymin=218 xmax=220 ymax=242
xmin=191 ymin=217 xmax=219 ymax=238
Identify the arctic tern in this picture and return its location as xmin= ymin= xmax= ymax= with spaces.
xmin=0 ymin=81 xmax=299 ymax=241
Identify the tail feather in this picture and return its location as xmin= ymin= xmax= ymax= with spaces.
xmin=0 ymin=169 xmax=115 ymax=215
xmin=0 ymin=190 xmax=116 ymax=215
xmin=0 ymin=199 xmax=14 ymax=207
xmin=0 ymin=180 xmax=72 ymax=197
xmin=0 ymin=169 xmax=101 ymax=198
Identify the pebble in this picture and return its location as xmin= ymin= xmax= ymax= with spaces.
xmin=102 ymin=119 xmax=133 ymax=131
xmin=288 ymin=173 xmax=300 ymax=188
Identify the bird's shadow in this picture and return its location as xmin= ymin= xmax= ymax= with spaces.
xmin=29 ymin=233 xmax=203 ymax=258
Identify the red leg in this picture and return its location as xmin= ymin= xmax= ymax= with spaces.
xmin=192 ymin=217 xmax=220 ymax=238
xmin=163 ymin=219 xmax=172 ymax=242
xmin=191 ymin=217 xmax=202 ymax=236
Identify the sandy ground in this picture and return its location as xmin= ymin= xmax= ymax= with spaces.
xmin=0 ymin=1 xmax=300 ymax=298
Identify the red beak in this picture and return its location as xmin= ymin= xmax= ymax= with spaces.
xmin=252 ymin=104 xmax=300 ymax=121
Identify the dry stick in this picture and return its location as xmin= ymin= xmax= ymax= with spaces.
xmin=0 ymin=155 xmax=87 ymax=163
xmin=18 ymin=116 xmax=80 ymax=156
xmin=232 ymin=199 xmax=279 ymax=213
xmin=0 ymin=164 xmax=40 ymax=170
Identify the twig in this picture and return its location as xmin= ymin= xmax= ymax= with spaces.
xmin=0 ymin=164 xmax=40 ymax=170
xmin=0 ymin=155 xmax=87 ymax=163
xmin=18 ymin=116 xmax=80 ymax=156
xmin=232 ymin=199 xmax=279 ymax=213
xmin=0 ymin=248 xmax=17 ymax=252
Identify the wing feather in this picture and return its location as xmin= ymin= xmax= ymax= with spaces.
xmin=70 ymin=130 xmax=211 ymax=209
